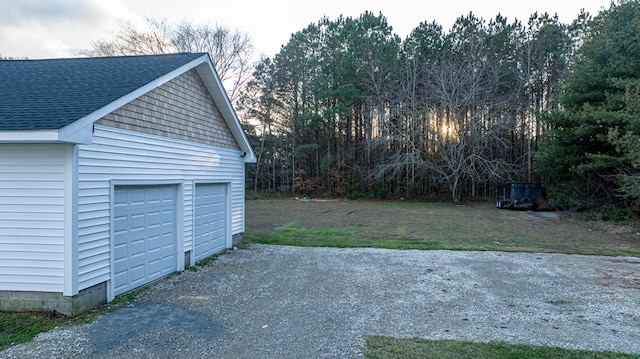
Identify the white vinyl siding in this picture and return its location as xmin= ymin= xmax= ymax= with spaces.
xmin=76 ymin=125 xmax=245 ymax=292
xmin=0 ymin=144 xmax=71 ymax=293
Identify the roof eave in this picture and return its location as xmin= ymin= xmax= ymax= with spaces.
xmin=0 ymin=128 xmax=92 ymax=144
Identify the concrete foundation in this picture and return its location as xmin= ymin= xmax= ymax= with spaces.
xmin=232 ymin=233 xmax=243 ymax=247
xmin=0 ymin=282 xmax=107 ymax=316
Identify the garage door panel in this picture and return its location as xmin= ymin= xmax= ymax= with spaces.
xmin=131 ymin=264 xmax=146 ymax=281
xmin=113 ymin=215 xmax=127 ymax=232
xmin=194 ymin=184 xmax=226 ymax=261
xmin=161 ymin=234 xmax=174 ymax=249
xmin=113 ymin=272 xmax=128 ymax=293
xmin=113 ymin=185 xmax=178 ymax=296
xmin=130 ymin=245 xmax=146 ymax=258
xmin=113 ymin=243 xmax=127 ymax=259
xmin=147 ymin=212 xmax=161 ymax=227
xmin=147 ymin=259 xmax=161 ymax=276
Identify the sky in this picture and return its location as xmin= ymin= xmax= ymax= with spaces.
xmin=0 ymin=0 xmax=611 ymax=60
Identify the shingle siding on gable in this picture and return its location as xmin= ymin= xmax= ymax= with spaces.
xmin=97 ymin=69 xmax=240 ymax=150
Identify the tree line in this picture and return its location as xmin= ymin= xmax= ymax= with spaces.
xmin=75 ymin=1 xmax=639 ymax=212
xmin=242 ymin=1 xmax=639 ymax=214
xmin=241 ymin=10 xmax=580 ymax=202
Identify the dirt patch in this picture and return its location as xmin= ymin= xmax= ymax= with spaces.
xmin=527 ymin=211 xmax=559 ymax=220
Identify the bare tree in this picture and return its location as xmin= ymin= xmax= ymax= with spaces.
xmin=171 ymin=21 xmax=254 ymax=102
xmin=79 ymin=20 xmax=175 ymax=56
xmin=79 ymin=19 xmax=254 ymax=103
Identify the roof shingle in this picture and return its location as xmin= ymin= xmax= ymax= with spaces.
xmin=0 ymin=53 xmax=205 ymax=130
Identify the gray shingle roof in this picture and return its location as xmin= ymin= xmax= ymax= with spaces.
xmin=0 ymin=53 xmax=205 ymax=130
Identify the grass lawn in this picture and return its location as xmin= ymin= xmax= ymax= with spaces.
xmin=245 ymin=199 xmax=640 ymax=257
xmin=365 ymin=337 xmax=640 ymax=359
xmin=0 ymin=309 xmax=104 ymax=351
xmin=0 ymin=311 xmax=66 ymax=350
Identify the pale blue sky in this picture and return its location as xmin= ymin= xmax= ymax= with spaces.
xmin=0 ymin=0 xmax=610 ymax=59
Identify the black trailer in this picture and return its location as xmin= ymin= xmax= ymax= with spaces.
xmin=495 ymin=182 xmax=543 ymax=210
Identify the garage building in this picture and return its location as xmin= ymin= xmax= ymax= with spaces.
xmin=0 ymin=53 xmax=256 ymax=315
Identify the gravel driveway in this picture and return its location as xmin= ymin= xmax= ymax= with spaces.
xmin=3 ymin=244 xmax=640 ymax=358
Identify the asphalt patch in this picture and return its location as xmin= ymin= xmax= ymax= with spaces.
xmin=89 ymin=301 xmax=224 ymax=354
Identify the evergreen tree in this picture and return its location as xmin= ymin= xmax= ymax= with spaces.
xmin=536 ymin=0 xmax=640 ymax=210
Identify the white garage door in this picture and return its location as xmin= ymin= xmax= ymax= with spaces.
xmin=194 ymin=184 xmax=227 ymax=261
xmin=113 ymin=185 xmax=178 ymax=295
